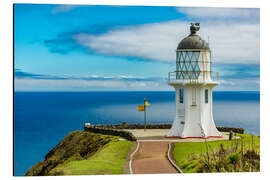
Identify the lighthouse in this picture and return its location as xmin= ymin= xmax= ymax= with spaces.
xmin=166 ymin=23 xmax=222 ymax=139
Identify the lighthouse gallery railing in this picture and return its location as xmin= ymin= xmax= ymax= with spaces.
xmin=168 ymin=71 xmax=219 ymax=83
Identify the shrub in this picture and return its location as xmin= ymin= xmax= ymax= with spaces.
xmin=184 ymin=135 xmax=260 ymax=173
xmin=228 ymin=153 xmax=240 ymax=165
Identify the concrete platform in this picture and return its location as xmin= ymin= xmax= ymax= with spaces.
xmin=124 ymin=129 xmax=238 ymax=142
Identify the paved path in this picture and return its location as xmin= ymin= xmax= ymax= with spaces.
xmin=127 ymin=130 xmax=233 ymax=174
xmin=131 ymin=141 xmax=179 ymax=174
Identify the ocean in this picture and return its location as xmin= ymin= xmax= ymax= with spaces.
xmin=14 ymin=91 xmax=260 ymax=176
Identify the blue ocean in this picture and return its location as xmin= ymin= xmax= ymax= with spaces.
xmin=14 ymin=91 xmax=260 ymax=176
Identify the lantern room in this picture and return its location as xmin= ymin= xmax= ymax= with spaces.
xmin=169 ymin=23 xmax=218 ymax=84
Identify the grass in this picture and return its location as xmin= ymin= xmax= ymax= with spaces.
xmin=49 ymin=140 xmax=134 ymax=175
xmin=173 ymin=133 xmax=260 ymax=173
xmin=25 ymin=131 xmax=135 ymax=176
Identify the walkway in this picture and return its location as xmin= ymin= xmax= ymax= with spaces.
xmin=131 ymin=141 xmax=179 ymax=174
xmin=126 ymin=130 xmax=233 ymax=174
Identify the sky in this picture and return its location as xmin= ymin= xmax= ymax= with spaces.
xmin=14 ymin=4 xmax=260 ymax=91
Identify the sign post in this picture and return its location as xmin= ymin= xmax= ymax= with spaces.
xmin=137 ymin=98 xmax=150 ymax=131
xmin=144 ymin=98 xmax=146 ymax=131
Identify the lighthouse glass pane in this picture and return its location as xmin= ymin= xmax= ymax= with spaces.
xmin=179 ymin=88 xmax=184 ymax=103
xmin=186 ymin=52 xmax=192 ymax=62
xmin=176 ymin=51 xmax=200 ymax=79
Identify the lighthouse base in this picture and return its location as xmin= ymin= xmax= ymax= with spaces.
xmin=166 ymin=85 xmax=222 ymax=139
xmin=164 ymin=135 xmax=223 ymax=139
xmin=165 ymin=115 xmax=222 ymax=139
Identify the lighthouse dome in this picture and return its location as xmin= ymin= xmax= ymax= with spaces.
xmin=177 ymin=23 xmax=210 ymax=50
xmin=177 ymin=34 xmax=209 ymax=50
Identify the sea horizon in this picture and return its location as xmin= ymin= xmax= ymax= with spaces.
xmin=14 ymin=90 xmax=260 ymax=92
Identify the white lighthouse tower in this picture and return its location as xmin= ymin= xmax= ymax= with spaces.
xmin=166 ymin=23 xmax=222 ymax=139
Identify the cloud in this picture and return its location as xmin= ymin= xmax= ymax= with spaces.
xmin=44 ymin=31 xmax=86 ymax=54
xmin=216 ymin=78 xmax=259 ymax=91
xmin=220 ymin=80 xmax=235 ymax=86
xmin=44 ymin=7 xmax=259 ymax=64
xmin=14 ymin=69 xmax=162 ymax=81
xmin=14 ymin=68 xmax=46 ymax=79
xmin=15 ymin=78 xmax=168 ymax=91
xmin=44 ymin=24 xmax=124 ymax=54
xmin=214 ymin=63 xmax=260 ymax=91
xmin=51 ymin=5 xmax=78 ymax=14
xmin=176 ymin=7 xmax=259 ymax=21
xmin=14 ymin=69 xmax=259 ymax=91
xmin=72 ymin=20 xmax=259 ymax=64
xmin=14 ymin=69 xmax=69 ymax=80
xmin=216 ymin=64 xmax=260 ymax=80
xmin=14 ymin=69 xmax=169 ymax=91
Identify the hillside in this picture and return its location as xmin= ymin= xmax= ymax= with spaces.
xmin=173 ymin=133 xmax=260 ymax=173
xmin=25 ymin=130 xmax=133 ymax=176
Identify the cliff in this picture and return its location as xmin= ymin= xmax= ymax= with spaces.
xmin=25 ymin=130 xmax=119 ymax=176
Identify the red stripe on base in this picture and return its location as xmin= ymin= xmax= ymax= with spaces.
xmin=165 ymin=135 xmax=223 ymax=139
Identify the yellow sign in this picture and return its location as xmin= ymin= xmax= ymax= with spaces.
xmin=137 ymin=105 xmax=145 ymax=111
xmin=145 ymin=101 xmax=150 ymax=106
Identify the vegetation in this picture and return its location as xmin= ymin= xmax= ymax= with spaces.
xmin=25 ymin=131 xmax=134 ymax=176
xmin=50 ymin=140 xmax=133 ymax=175
xmin=173 ymin=133 xmax=260 ymax=173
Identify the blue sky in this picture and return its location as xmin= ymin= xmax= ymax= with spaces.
xmin=14 ymin=4 xmax=260 ymax=91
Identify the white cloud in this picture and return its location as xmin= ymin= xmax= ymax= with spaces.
xmin=14 ymin=76 xmax=169 ymax=91
xmin=216 ymin=78 xmax=259 ymax=91
xmin=51 ymin=5 xmax=78 ymax=14
xmin=73 ymin=20 xmax=259 ymax=64
xmin=176 ymin=7 xmax=259 ymax=20
xmin=15 ymin=75 xmax=259 ymax=91
xmin=220 ymin=80 xmax=235 ymax=86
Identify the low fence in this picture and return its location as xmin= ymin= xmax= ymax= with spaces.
xmin=95 ymin=124 xmax=172 ymax=129
xmin=84 ymin=125 xmax=137 ymax=141
xmin=84 ymin=123 xmax=244 ymax=140
xmin=92 ymin=123 xmax=244 ymax=134
xmin=216 ymin=127 xmax=244 ymax=134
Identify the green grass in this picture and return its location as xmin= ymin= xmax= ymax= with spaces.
xmin=173 ymin=133 xmax=260 ymax=173
xmin=49 ymin=140 xmax=134 ymax=175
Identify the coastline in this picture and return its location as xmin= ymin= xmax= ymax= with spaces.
xmin=14 ymin=91 xmax=260 ymax=175
xmin=25 ymin=127 xmax=259 ymax=175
